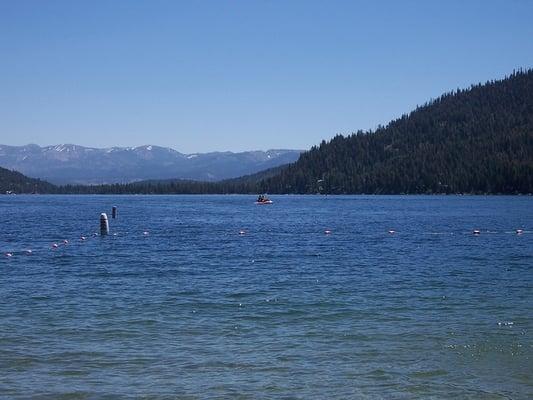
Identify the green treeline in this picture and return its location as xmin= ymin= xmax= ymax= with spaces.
xmin=53 ymin=165 xmax=287 ymax=194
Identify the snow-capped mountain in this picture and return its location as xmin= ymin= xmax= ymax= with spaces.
xmin=0 ymin=144 xmax=302 ymax=184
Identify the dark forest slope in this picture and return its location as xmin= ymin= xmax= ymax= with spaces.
xmin=259 ymin=69 xmax=533 ymax=194
xmin=0 ymin=167 xmax=56 ymax=194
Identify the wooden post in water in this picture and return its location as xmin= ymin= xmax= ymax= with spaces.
xmin=112 ymin=206 xmax=117 ymax=219
xmin=100 ymin=213 xmax=109 ymax=235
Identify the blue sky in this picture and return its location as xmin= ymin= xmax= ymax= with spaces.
xmin=1 ymin=0 xmax=532 ymax=153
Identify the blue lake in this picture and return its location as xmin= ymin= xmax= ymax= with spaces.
xmin=1 ymin=195 xmax=532 ymax=399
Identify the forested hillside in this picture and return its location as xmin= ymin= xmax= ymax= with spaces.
xmin=0 ymin=167 xmax=56 ymax=194
xmin=258 ymin=69 xmax=533 ymax=194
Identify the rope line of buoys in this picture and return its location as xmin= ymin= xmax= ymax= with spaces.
xmin=232 ymin=228 xmax=529 ymax=237
xmin=4 ymin=226 xmax=530 ymax=255
xmin=2 ymin=229 xmax=151 ymax=259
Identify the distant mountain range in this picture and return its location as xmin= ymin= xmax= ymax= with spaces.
xmin=0 ymin=144 xmax=302 ymax=184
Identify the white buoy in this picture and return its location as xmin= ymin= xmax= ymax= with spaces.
xmin=388 ymin=230 xmax=396 ymax=234
xmin=100 ymin=213 xmax=109 ymax=235
xmin=324 ymin=230 xmax=332 ymax=235
xmin=473 ymin=229 xmax=481 ymax=235
xmin=516 ymin=229 xmax=523 ymax=235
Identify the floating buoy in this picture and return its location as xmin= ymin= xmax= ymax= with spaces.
xmin=5 ymin=252 xmax=13 ymax=257
xmin=52 ymin=243 xmax=58 ymax=249
xmin=63 ymin=239 xmax=69 ymax=244
xmin=473 ymin=229 xmax=481 ymax=235
xmin=238 ymin=230 xmax=246 ymax=235
xmin=100 ymin=213 xmax=109 ymax=235
xmin=516 ymin=229 xmax=523 ymax=235
xmin=143 ymin=231 xmax=149 ymax=236
xmin=25 ymin=249 xmax=32 ymax=255
xmin=112 ymin=206 xmax=117 ymax=219
xmin=80 ymin=236 xmax=86 ymax=241
xmin=324 ymin=230 xmax=332 ymax=235
xmin=388 ymin=230 xmax=396 ymax=234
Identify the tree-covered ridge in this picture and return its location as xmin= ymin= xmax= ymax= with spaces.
xmin=258 ymin=69 xmax=533 ymax=194
xmin=0 ymin=167 xmax=56 ymax=194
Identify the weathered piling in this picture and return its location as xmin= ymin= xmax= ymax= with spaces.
xmin=112 ymin=206 xmax=117 ymax=219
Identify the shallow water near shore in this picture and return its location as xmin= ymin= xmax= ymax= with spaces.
xmin=1 ymin=195 xmax=532 ymax=399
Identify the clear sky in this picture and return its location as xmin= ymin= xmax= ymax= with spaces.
xmin=1 ymin=0 xmax=532 ymax=153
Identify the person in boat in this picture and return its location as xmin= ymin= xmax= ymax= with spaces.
xmin=257 ymin=194 xmax=264 ymax=202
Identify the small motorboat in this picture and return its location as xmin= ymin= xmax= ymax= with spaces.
xmin=255 ymin=194 xmax=273 ymax=205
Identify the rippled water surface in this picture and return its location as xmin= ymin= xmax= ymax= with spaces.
xmin=1 ymin=195 xmax=532 ymax=399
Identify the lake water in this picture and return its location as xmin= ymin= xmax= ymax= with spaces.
xmin=1 ymin=195 xmax=532 ymax=399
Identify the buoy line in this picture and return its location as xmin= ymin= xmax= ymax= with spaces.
xmin=1 ymin=229 xmax=146 ymax=259
xmin=1 ymin=225 xmax=530 ymax=260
